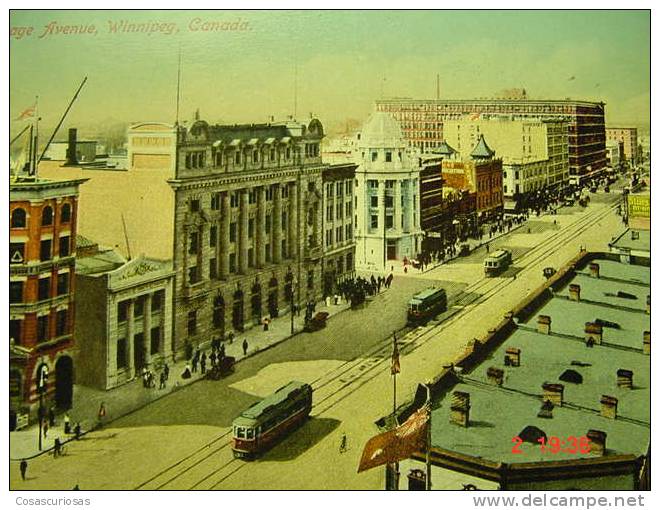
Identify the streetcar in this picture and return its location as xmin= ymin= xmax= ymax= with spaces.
xmin=231 ymin=381 xmax=313 ymax=459
xmin=484 ymin=249 xmax=513 ymax=277
xmin=407 ymin=287 xmax=447 ymax=325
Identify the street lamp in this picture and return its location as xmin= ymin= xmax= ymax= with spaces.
xmin=36 ymin=363 xmax=49 ymax=451
xmin=290 ymin=278 xmax=297 ymax=335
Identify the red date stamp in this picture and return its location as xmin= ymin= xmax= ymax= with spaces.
xmin=511 ymin=435 xmax=591 ymax=454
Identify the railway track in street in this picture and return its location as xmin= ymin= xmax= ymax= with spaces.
xmin=134 ymin=198 xmax=620 ymax=490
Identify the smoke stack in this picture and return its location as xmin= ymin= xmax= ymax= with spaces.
xmin=643 ymin=331 xmax=650 ymax=355
xmin=585 ymin=322 xmax=603 ymax=345
xmin=450 ymin=391 xmax=470 ymax=427
xmin=542 ymin=383 xmax=564 ymax=406
xmin=569 ymin=284 xmax=581 ymax=301
xmin=537 ymin=315 xmax=551 ymax=334
xmin=589 ymin=263 xmax=600 ymax=278
xmin=65 ymin=128 xmax=78 ymax=166
xmin=587 ymin=430 xmax=607 ymax=455
xmin=504 ymin=347 xmax=521 ymax=367
xmin=600 ymin=395 xmax=618 ymax=419
xmin=616 ymin=369 xmax=633 ymax=389
xmin=487 ymin=367 xmax=504 ymax=386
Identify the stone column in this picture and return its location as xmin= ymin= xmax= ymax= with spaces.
xmin=126 ymin=299 xmax=135 ymax=378
xmin=239 ymin=189 xmax=249 ymax=274
xmin=143 ymin=294 xmax=152 ymax=367
xmin=407 ymin=179 xmax=416 ymax=232
xmin=220 ymin=192 xmax=230 ymax=279
xmin=257 ymin=186 xmax=266 ymax=268
xmin=394 ymin=180 xmax=402 ymax=231
xmin=288 ymin=182 xmax=298 ymax=258
xmin=378 ymin=181 xmax=386 ymax=266
xmin=273 ymin=184 xmax=282 ymax=263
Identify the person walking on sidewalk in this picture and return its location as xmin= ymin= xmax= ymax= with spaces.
xmin=20 ymin=459 xmax=27 ymax=481
xmin=43 ymin=419 xmax=49 ymax=439
xmin=200 ymin=352 xmax=207 ymax=374
xmin=192 ymin=350 xmax=199 ymax=373
xmin=163 ymin=362 xmax=170 ymax=381
xmin=97 ymin=402 xmax=107 ymax=428
xmin=63 ymin=413 xmax=71 ymax=435
xmin=159 ymin=370 xmax=167 ymax=389
xmin=486 ymin=243 xmax=490 ymax=254
xmin=242 ymin=339 xmax=249 ymax=356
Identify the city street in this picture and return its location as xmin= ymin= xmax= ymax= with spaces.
xmin=9 ymin=190 xmax=626 ymax=490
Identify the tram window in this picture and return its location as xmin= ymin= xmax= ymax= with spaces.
xmin=237 ymin=427 xmax=245 ymax=438
xmin=246 ymin=429 xmax=254 ymax=439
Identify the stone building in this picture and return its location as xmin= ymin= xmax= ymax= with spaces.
xmin=74 ymin=237 xmax=174 ymax=389
xmin=322 ymin=163 xmax=357 ymax=296
xmin=354 ymin=112 xmax=424 ymax=270
xmin=10 ymin=173 xmax=86 ymax=426
xmin=168 ymin=118 xmax=328 ymax=355
xmin=606 ymin=127 xmax=638 ymax=167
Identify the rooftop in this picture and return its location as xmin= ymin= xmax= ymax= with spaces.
xmin=357 ymin=112 xmax=405 ymax=149
xmin=610 ymin=229 xmax=651 ymax=254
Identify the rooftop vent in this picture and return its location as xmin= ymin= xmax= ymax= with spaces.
xmin=569 ymin=284 xmax=581 ymax=301
xmin=542 ymin=382 xmax=564 ymax=406
xmin=537 ymin=400 xmax=554 ymax=419
xmin=450 ymin=391 xmax=470 ymax=427
xmin=587 ymin=429 xmax=607 ymax=455
xmin=594 ymin=318 xmax=620 ymax=329
xmin=617 ymin=369 xmax=633 ymax=389
xmin=646 ymin=295 xmax=650 ymax=314
xmin=519 ymin=425 xmax=547 ymax=444
xmin=643 ymin=331 xmax=650 ymax=355
xmin=589 ymin=263 xmax=600 ymax=278
xmin=600 ymin=395 xmax=618 ymax=419
xmin=571 ymin=360 xmax=592 ymax=367
xmin=537 ymin=315 xmax=551 ymax=335
xmin=559 ymin=369 xmax=583 ymax=384
xmin=487 ymin=367 xmax=504 ymax=386
xmin=585 ymin=322 xmax=603 ymax=345
xmin=504 ymin=347 xmax=520 ymax=367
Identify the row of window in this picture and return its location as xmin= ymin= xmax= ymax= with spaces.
xmin=189 ymin=185 xmax=291 ymax=213
xmin=117 ymin=291 xmax=165 ymax=322
xmin=116 ymin=327 xmax=162 ymax=369
xmin=324 ymin=180 xmax=353 ymax=198
xmin=185 ymin=145 xmax=305 ymax=170
xmin=9 ymin=309 xmax=69 ymax=345
xmin=325 ymin=225 xmax=353 ymax=246
xmin=326 ymin=201 xmax=352 ymax=221
xmin=10 ymin=236 xmax=71 ymax=264
xmin=10 ymin=203 xmax=72 ymax=229
xmin=9 ymin=273 xmax=70 ymax=304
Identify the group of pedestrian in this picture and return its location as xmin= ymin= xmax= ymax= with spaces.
xmin=141 ymin=367 xmax=157 ymax=389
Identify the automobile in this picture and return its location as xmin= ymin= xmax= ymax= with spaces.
xmin=304 ymin=311 xmax=329 ymax=332
xmin=459 ymin=244 xmax=471 ymax=257
xmin=206 ymin=356 xmax=236 ymax=380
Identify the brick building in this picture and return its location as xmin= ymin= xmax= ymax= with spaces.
xmin=606 ymin=127 xmax=638 ymax=167
xmin=10 ymin=174 xmax=86 ymax=426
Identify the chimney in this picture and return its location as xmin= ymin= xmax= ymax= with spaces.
xmin=617 ymin=369 xmax=633 ymax=389
xmin=487 ymin=367 xmax=504 ymax=386
xmin=450 ymin=391 xmax=470 ymax=427
xmin=537 ymin=315 xmax=551 ymax=334
xmin=585 ymin=322 xmax=603 ymax=345
xmin=569 ymin=284 xmax=581 ymax=301
xmin=643 ymin=331 xmax=650 ymax=355
xmin=542 ymin=382 xmax=564 ymax=406
xmin=600 ymin=395 xmax=618 ymax=419
xmin=504 ymin=347 xmax=521 ymax=367
xmin=589 ymin=263 xmax=600 ymax=278
xmin=646 ymin=295 xmax=650 ymax=315
xmin=587 ymin=429 xmax=607 ymax=455
xmin=65 ymin=128 xmax=78 ymax=166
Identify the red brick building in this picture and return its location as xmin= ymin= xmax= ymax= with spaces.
xmin=10 ymin=175 xmax=86 ymax=427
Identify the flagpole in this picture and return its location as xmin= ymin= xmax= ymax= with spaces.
xmin=32 ymin=96 xmax=39 ymax=177
xmin=425 ymin=383 xmax=432 ymax=490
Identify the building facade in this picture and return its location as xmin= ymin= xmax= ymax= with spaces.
xmin=75 ymin=239 xmax=175 ymax=390
xmin=606 ymin=140 xmax=623 ymax=170
xmin=322 ymin=163 xmax=357 ymax=296
xmin=375 ymin=98 xmax=605 ymax=179
xmin=10 ymin=174 xmax=86 ymax=426
xmin=354 ymin=112 xmax=424 ymax=270
xmin=606 ymin=127 xmax=638 ymax=167
xmin=167 ymin=118 xmax=327 ymax=356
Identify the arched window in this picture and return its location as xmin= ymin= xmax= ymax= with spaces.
xmin=11 ymin=208 xmax=26 ymax=228
xmin=61 ymin=203 xmax=71 ymax=223
xmin=42 ymin=206 xmax=53 ymax=226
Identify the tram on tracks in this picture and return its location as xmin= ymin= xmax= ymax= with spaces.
xmin=231 ymin=381 xmax=313 ymax=459
xmin=484 ymin=249 xmax=512 ymax=277
xmin=407 ymin=287 xmax=447 ymax=325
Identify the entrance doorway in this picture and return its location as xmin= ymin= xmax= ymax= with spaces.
xmin=232 ymin=290 xmax=244 ymax=331
xmin=134 ymin=333 xmax=145 ymax=372
xmin=55 ymin=356 xmax=74 ymax=410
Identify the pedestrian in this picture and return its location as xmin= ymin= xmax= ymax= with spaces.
xmin=325 ymin=295 xmax=331 ymax=307
xmin=486 ymin=243 xmax=490 ymax=254
xmin=219 ymin=343 xmax=226 ymax=359
xmin=48 ymin=406 xmax=56 ymax=427
xmin=97 ymin=402 xmax=107 ymax=427
xmin=74 ymin=423 xmax=81 ymax=440
xmin=63 ymin=413 xmax=71 ymax=434
xmin=20 ymin=459 xmax=27 ymax=481
xmin=163 ymin=362 xmax=170 ymax=381
xmin=181 ymin=364 xmax=192 ymax=379
xmin=159 ymin=370 xmax=167 ymax=389
xmin=339 ymin=432 xmax=347 ymax=453
xmin=334 ymin=294 xmax=339 ymax=305
xmin=200 ymin=352 xmax=207 ymax=374
xmin=43 ymin=419 xmax=49 ymax=439
xmin=262 ymin=317 xmax=269 ymax=331
xmin=210 ymin=350 xmax=217 ymax=367
xmin=53 ymin=437 xmax=62 ymax=458
xmin=192 ymin=352 xmax=199 ymax=373
xmin=242 ymin=339 xmax=249 ymax=356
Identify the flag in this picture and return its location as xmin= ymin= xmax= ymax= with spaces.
xmin=470 ymin=112 xmax=480 ymax=121
xmin=391 ymin=334 xmax=400 ymax=375
xmin=14 ymin=104 xmax=36 ymax=121
xmin=357 ymin=405 xmax=429 ymax=473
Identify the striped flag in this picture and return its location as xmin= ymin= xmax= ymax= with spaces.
xmin=14 ymin=104 xmax=36 ymax=121
xmin=391 ymin=333 xmax=400 ymax=375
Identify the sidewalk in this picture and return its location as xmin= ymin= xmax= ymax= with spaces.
xmin=10 ymin=298 xmax=352 ymax=461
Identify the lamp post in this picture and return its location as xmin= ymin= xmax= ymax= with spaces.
xmin=290 ymin=278 xmax=297 ymax=335
xmin=36 ymin=364 xmax=49 ymax=451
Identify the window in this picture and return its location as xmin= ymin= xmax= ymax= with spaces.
xmin=326 ymin=205 xmax=333 ymax=221
xmin=229 ymin=222 xmax=237 ymax=242
xmin=345 ymin=224 xmax=352 ymax=240
xmin=37 ymin=316 xmax=49 ymax=343
xmin=265 ymin=215 xmax=271 ymax=233
xmin=11 ymin=208 xmax=26 ymax=228
xmin=117 ymin=338 xmax=127 ymax=368
xmin=248 ymin=218 xmax=254 ymax=238
xmin=9 ymin=281 xmax=23 ymax=303
xmin=281 ymin=239 xmax=287 ymax=256
xmin=134 ymin=296 xmax=145 ymax=317
xmin=346 ymin=181 xmax=352 ymax=195
xmin=265 ymin=243 xmax=271 ymax=262
xmin=211 ymin=193 xmax=220 ymax=210
xmin=213 ymin=296 xmax=224 ymax=328
xmin=10 ymin=243 xmax=25 ymax=264
xmin=386 ymin=215 xmax=394 ymax=228
xmin=266 ymin=186 xmax=274 ymax=201
xmin=327 ymin=182 xmax=334 ymax=197
xmin=150 ymin=327 xmax=161 ymax=354
xmin=230 ymin=192 xmax=239 ymax=208
xmin=38 ymin=278 xmax=51 ymax=301
xmin=282 ymin=212 xmax=287 ymax=231
xmin=118 ymin=300 xmax=129 ymax=322
xmin=210 ymin=258 xmax=217 ymax=279
xmin=371 ymin=196 xmax=379 ymax=208
xmin=152 ymin=290 xmax=164 ymax=311
xmin=385 ymin=196 xmax=394 ymax=208
xmin=367 ymin=180 xmax=378 ymax=189
xmin=307 ymin=269 xmax=314 ymax=290
xmin=229 ymin=253 xmax=237 ymax=273
xmin=56 ymin=310 xmax=68 ymax=336
xmin=270 ymin=148 xmax=276 ymax=161
xmin=253 ymin=150 xmax=259 ymax=163
xmin=336 ymin=182 xmax=343 ymax=197
xmin=190 ymin=199 xmax=200 ymax=213
xmin=189 ymin=231 xmax=199 ymax=255
xmin=42 ymin=206 xmax=53 ymax=226
xmin=336 ymin=203 xmax=342 ymax=219
xmin=281 ymin=185 xmax=289 ymax=198
xmin=326 ymin=229 xmax=333 ymax=246
xmin=214 ymin=152 xmax=222 ymax=167
xmin=40 ymin=239 xmax=52 ymax=261
xmin=371 ymin=152 xmax=378 ymax=162
xmin=286 ymin=147 xmax=291 ymax=159
xmin=336 ymin=226 xmax=343 ymax=242
xmin=188 ymin=265 xmax=200 ymax=285
xmin=249 ymin=190 xmax=256 ymax=204
xmin=385 ymin=151 xmax=392 ymax=162
xmin=210 ymin=225 xmax=217 ymax=247
xmin=59 ymin=236 xmax=70 ymax=257
xmin=371 ymin=215 xmax=378 ymax=229
xmin=385 ymin=180 xmax=394 ymax=189
xmin=235 ymin=151 xmax=241 ymax=165
xmin=10 ymin=320 xmax=22 ymax=344
xmin=248 ymin=248 xmax=255 ymax=267
xmin=346 ymin=201 xmax=352 ymax=216
xmin=187 ymin=310 xmax=197 ymax=336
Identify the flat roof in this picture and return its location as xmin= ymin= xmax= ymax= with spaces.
xmin=239 ymin=381 xmax=309 ymax=420
xmin=610 ymin=229 xmax=651 ymax=254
